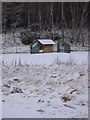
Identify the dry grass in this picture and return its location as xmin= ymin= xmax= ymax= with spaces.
xmin=61 ymin=95 xmax=72 ymax=102
xmin=34 ymin=80 xmax=42 ymax=85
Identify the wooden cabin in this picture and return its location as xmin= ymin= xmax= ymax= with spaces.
xmin=32 ymin=39 xmax=70 ymax=54
xmin=37 ymin=39 xmax=55 ymax=53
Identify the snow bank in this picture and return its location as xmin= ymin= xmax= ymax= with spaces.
xmin=2 ymin=52 xmax=88 ymax=66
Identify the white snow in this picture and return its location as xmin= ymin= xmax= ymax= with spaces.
xmin=38 ymin=39 xmax=55 ymax=45
xmin=3 ymin=46 xmax=30 ymax=54
xmin=2 ymin=52 xmax=88 ymax=66
xmin=2 ymin=52 xmax=88 ymax=118
xmin=0 ymin=39 xmax=2 ymax=119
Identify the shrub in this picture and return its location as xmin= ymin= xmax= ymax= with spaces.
xmin=20 ymin=32 xmax=33 ymax=45
xmin=62 ymin=42 xmax=71 ymax=53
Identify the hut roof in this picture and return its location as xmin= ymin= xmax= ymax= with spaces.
xmin=38 ymin=39 xmax=55 ymax=45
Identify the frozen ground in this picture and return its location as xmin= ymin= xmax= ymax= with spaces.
xmin=2 ymin=52 xmax=88 ymax=118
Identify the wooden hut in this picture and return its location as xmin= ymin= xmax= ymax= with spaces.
xmin=37 ymin=39 xmax=55 ymax=53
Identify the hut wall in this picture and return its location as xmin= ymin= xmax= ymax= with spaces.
xmin=43 ymin=45 xmax=53 ymax=53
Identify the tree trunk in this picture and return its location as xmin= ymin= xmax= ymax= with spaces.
xmin=28 ymin=5 xmax=30 ymax=29
xmin=81 ymin=29 xmax=85 ymax=47
xmin=39 ymin=4 xmax=42 ymax=38
xmin=12 ymin=19 xmax=19 ymax=34
xmin=51 ymin=3 xmax=54 ymax=40
xmin=12 ymin=18 xmax=19 ymax=43
xmin=13 ymin=34 xmax=16 ymax=43
xmin=30 ymin=44 xmax=32 ymax=54
xmin=70 ymin=3 xmax=76 ymax=43
xmin=55 ymin=3 xmax=60 ymax=26
xmin=57 ymin=40 xmax=60 ymax=52
xmin=62 ymin=2 xmax=64 ymax=44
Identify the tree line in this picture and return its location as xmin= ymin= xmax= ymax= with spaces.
xmin=2 ymin=2 xmax=89 ymax=31
xmin=2 ymin=2 xmax=90 ymax=51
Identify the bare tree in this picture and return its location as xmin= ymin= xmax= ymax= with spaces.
xmin=62 ymin=2 xmax=64 ymax=44
xmin=39 ymin=3 xmax=42 ymax=38
xmin=55 ymin=3 xmax=60 ymax=27
xmin=28 ymin=4 xmax=30 ymax=29
xmin=76 ymin=3 xmax=88 ymax=46
xmin=50 ymin=2 xmax=54 ymax=40
xmin=70 ymin=3 xmax=76 ymax=42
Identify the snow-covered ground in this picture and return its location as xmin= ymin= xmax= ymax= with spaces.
xmin=2 ymin=52 xmax=88 ymax=118
xmin=2 ymin=52 xmax=88 ymax=66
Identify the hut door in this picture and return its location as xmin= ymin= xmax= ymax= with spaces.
xmin=39 ymin=44 xmax=43 ymax=53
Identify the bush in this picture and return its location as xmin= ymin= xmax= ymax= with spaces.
xmin=20 ymin=32 xmax=33 ymax=45
xmin=21 ymin=36 xmax=32 ymax=45
xmin=62 ymin=42 xmax=71 ymax=53
xmin=20 ymin=30 xmax=40 ymax=45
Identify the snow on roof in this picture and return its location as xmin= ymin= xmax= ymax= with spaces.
xmin=38 ymin=39 xmax=55 ymax=45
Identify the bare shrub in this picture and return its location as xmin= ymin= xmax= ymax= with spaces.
xmin=54 ymin=57 xmax=61 ymax=65
xmin=61 ymin=94 xmax=72 ymax=102
xmin=67 ymin=57 xmax=74 ymax=66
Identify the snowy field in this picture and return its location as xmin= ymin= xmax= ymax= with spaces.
xmin=2 ymin=52 xmax=88 ymax=66
xmin=2 ymin=52 xmax=88 ymax=118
